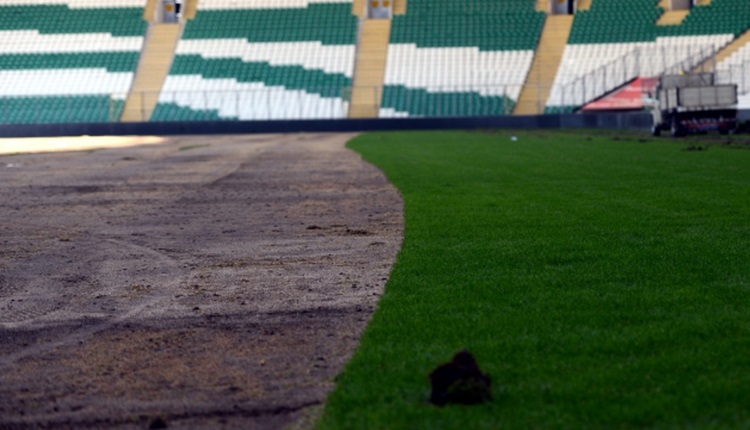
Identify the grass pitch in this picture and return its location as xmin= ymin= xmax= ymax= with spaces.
xmin=317 ymin=130 xmax=750 ymax=429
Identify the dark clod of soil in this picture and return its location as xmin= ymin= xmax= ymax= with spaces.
xmin=148 ymin=417 xmax=168 ymax=429
xmin=429 ymin=349 xmax=491 ymax=406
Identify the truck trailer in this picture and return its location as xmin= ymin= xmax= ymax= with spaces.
xmin=651 ymin=73 xmax=738 ymax=137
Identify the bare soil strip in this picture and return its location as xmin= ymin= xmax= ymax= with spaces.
xmin=0 ymin=133 xmax=403 ymax=429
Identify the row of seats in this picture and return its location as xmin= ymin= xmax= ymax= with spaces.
xmin=168 ymin=55 xmax=350 ymax=97
xmin=158 ymin=76 xmax=348 ymax=120
xmin=569 ymin=0 xmax=662 ymax=43
xmin=0 ymin=1 xmax=145 ymax=123
xmin=0 ymin=95 xmax=123 ymax=124
xmin=175 ymin=40 xmax=355 ymax=76
xmin=570 ymin=0 xmax=750 ymax=44
xmin=0 ymin=30 xmax=142 ymax=54
xmin=380 ymin=85 xmax=515 ymax=118
xmin=151 ymin=102 xmax=226 ymax=122
xmin=0 ymin=4 xmax=146 ymax=36
xmin=195 ymin=0 xmax=350 ymax=9
xmin=0 ymin=69 xmax=135 ymax=96
xmin=0 ymin=52 xmax=138 ymax=72
xmin=672 ymin=0 xmax=750 ymax=37
xmin=182 ymin=4 xmax=356 ymax=44
xmin=382 ymin=0 xmax=542 ymax=117
xmin=155 ymin=0 xmax=356 ymax=121
xmin=390 ymin=0 xmax=544 ymax=51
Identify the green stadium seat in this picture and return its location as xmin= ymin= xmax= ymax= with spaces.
xmin=382 ymin=0 xmax=541 ymax=118
xmin=155 ymin=1 xmax=356 ymax=121
xmin=0 ymin=1 xmax=147 ymax=125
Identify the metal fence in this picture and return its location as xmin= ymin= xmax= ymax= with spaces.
xmin=0 ymin=58 xmax=747 ymax=125
xmin=153 ymin=88 xmax=350 ymax=121
xmin=11 ymin=86 xmax=520 ymax=123
xmin=716 ymin=58 xmax=750 ymax=96
xmin=555 ymin=44 xmax=717 ymax=109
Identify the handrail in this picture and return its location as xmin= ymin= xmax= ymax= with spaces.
xmin=556 ymin=43 xmax=718 ymax=110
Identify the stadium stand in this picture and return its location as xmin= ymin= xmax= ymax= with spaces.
xmin=151 ymin=0 xmax=357 ymax=121
xmin=0 ymin=0 xmax=147 ymax=124
xmin=0 ymin=0 xmax=748 ymax=123
xmin=716 ymin=40 xmax=750 ymax=108
xmin=546 ymin=0 xmax=750 ymax=113
xmin=379 ymin=0 xmax=545 ymax=117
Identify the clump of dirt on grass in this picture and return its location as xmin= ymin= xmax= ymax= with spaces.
xmin=429 ymin=350 xmax=491 ymax=406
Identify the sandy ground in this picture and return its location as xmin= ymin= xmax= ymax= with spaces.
xmin=0 ymin=133 xmax=403 ymax=429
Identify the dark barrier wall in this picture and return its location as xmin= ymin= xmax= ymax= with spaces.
xmin=0 ymin=112 xmax=655 ymax=138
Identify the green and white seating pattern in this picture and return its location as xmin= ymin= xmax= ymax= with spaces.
xmin=153 ymin=0 xmax=356 ymax=121
xmin=716 ymin=42 xmax=750 ymax=108
xmin=545 ymin=0 xmax=750 ymax=113
xmin=547 ymin=35 xmax=730 ymax=112
xmin=0 ymin=0 xmax=146 ymax=123
xmin=380 ymin=0 xmax=544 ymax=117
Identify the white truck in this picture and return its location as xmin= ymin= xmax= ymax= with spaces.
xmin=651 ymin=73 xmax=738 ymax=137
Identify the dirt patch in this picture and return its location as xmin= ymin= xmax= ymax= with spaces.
xmin=0 ymin=133 xmax=403 ymax=429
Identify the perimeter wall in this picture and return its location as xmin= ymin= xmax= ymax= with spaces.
xmin=0 ymin=112 xmax=656 ymax=138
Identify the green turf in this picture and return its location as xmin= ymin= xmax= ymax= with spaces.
xmin=317 ymin=130 xmax=750 ymax=429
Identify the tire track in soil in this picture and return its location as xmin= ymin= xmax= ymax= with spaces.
xmin=0 ymin=133 xmax=403 ymax=429
xmin=0 ymin=236 xmax=184 ymax=367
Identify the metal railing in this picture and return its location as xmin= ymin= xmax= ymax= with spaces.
xmin=0 ymin=86 xmax=521 ymax=124
xmin=555 ymin=44 xmax=717 ymax=110
xmin=154 ymin=88 xmax=349 ymax=121
xmin=0 ymin=66 xmax=747 ymax=125
xmin=716 ymin=58 xmax=750 ymax=96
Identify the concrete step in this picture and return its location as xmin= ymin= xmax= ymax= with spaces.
xmin=120 ymin=23 xmax=182 ymax=122
xmin=657 ymin=10 xmax=690 ymax=26
xmin=348 ymin=19 xmax=391 ymax=118
xmin=694 ymin=29 xmax=750 ymax=72
xmin=577 ymin=0 xmax=592 ymax=11
xmin=514 ymin=14 xmax=574 ymax=115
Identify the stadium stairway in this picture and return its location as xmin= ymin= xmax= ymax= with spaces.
xmin=352 ymin=0 xmax=365 ymax=15
xmin=694 ymin=29 xmax=750 ymax=72
xmin=656 ymin=10 xmax=690 ymax=26
xmin=143 ymin=0 xmax=158 ymax=21
xmin=348 ymin=19 xmax=391 ymax=118
xmin=513 ymin=14 xmax=573 ymax=115
xmin=120 ymin=24 xmax=182 ymax=122
xmin=347 ymin=0 xmax=406 ymax=118
xmin=576 ymin=0 xmax=593 ymax=10
xmin=182 ymin=0 xmax=199 ymax=19
xmin=656 ymin=0 xmax=690 ymax=26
